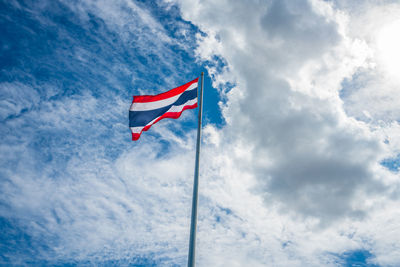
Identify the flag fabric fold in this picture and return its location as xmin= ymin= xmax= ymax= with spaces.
xmin=129 ymin=78 xmax=199 ymax=140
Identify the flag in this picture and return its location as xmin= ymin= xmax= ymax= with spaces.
xmin=129 ymin=78 xmax=199 ymax=140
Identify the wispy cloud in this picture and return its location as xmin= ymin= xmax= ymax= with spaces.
xmin=1 ymin=0 xmax=201 ymax=264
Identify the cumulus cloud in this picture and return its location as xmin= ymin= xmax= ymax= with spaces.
xmin=179 ymin=0 xmax=385 ymax=222
xmin=176 ymin=0 xmax=400 ymax=265
xmin=337 ymin=3 xmax=400 ymax=123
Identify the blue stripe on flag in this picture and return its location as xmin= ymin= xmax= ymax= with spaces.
xmin=129 ymin=87 xmax=197 ymax=127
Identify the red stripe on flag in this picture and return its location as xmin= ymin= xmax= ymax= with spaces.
xmin=133 ymin=78 xmax=198 ymax=103
xmin=131 ymin=103 xmax=198 ymax=141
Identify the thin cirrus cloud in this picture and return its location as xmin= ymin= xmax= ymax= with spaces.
xmin=0 ymin=0 xmax=200 ymax=265
xmin=1 ymin=0 xmax=400 ymax=266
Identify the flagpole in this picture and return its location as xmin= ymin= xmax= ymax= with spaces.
xmin=188 ymin=72 xmax=204 ymax=267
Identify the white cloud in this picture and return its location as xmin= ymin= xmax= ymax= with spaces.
xmin=175 ymin=0 xmax=400 ymax=265
xmin=337 ymin=2 xmax=400 ymax=122
xmin=0 ymin=82 xmax=40 ymax=120
xmin=1 ymin=138 xmax=196 ymax=264
xmin=0 ymin=0 xmax=199 ymax=264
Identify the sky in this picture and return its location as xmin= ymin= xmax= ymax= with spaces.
xmin=1 ymin=0 xmax=400 ymax=266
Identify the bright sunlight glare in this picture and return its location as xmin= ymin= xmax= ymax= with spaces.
xmin=376 ymin=19 xmax=400 ymax=80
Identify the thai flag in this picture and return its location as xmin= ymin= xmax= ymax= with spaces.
xmin=129 ymin=78 xmax=199 ymax=140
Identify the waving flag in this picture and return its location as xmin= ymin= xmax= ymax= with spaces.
xmin=129 ymin=78 xmax=199 ymax=140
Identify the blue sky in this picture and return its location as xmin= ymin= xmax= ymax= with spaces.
xmin=1 ymin=0 xmax=400 ymax=266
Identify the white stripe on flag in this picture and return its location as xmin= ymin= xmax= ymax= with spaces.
xmin=129 ymin=82 xmax=197 ymax=111
xmin=130 ymin=126 xmax=144 ymax=134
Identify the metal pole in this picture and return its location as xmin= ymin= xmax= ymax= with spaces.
xmin=188 ymin=72 xmax=204 ymax=267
